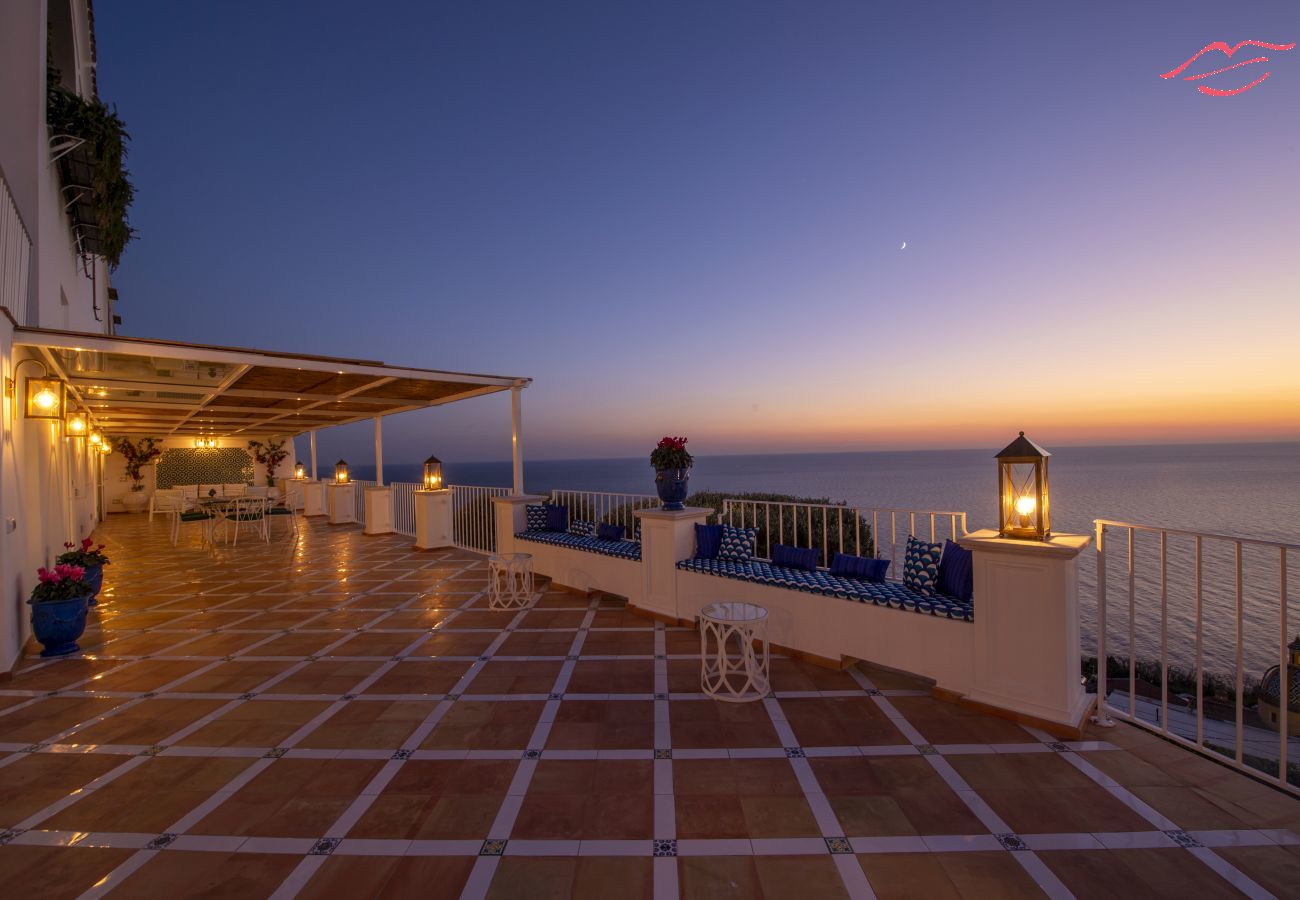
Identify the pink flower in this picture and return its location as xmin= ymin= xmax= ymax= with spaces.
xmin=81 ymin=537 xmax=94 ymax=549
xmin=69 ymin=565 xmax=85 ymax=581
xmin=64 ymin=542 xmax=74 ymax=549
xmin=37 ymin=567 xmax=57 ymax=584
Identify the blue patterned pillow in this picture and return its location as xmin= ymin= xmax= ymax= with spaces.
xmin=634 ymin=519 xmax=642 ymax=543
xmin=718 ymin=525 xmax=757 ymax=563
xmin=569 ymin=519 xmax=595 ymax=537
xmin=526 ymin=504 xmax=547 ymax=531
xmin=903 ymin=536 xmax=943 ymax=596
xmin=771 ymin=543 xmax=818 ymax=572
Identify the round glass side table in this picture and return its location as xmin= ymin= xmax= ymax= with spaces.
xmin=488 ymin=552 xmax=534 ymax=610
xmin=698 ymin=601 xmax=770 ymax=702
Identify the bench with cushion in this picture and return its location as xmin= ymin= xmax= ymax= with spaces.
xmin=675 ymin=556 xmax=972 ymax=621
xmin=515 ymin=529 xmax=642 ymax=561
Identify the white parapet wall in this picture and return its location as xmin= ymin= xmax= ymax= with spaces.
xmin=514 ymin=539 xmax=643 ymax=600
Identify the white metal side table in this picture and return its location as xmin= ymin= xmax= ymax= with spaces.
xmin=488 ymin=552 xmax=534 ymax=610
xmin=699 ymin=601 xmax=770 ymax=702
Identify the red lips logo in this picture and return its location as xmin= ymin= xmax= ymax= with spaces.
xmin=1160 ymin=39 xmax=1296 ymax=96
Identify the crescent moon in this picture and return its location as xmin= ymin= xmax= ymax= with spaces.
xmin=900 ymin=241 xmax=907 ymax=250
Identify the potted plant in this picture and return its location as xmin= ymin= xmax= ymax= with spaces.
xmin=27 ymin=564 xmax=93 ymax=657
xmin=57 ymin=538 xmax=110 ymax=606
xmin=248 ymin=438 xmax=289 ymax=488
xmin=650 ymin=436 xmax=694 ymax=511
xmin=112 ymin=436 xmax=161 ymax=512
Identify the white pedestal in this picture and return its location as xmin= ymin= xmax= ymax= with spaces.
xmin=302 ymin=482 xmax=326 ymax=517
xmin=959 ymin=529 xmax=1094 ymax=732
xmin=414 ymin=489 xmax=453 ymax=549
xmin=326 ymin=482 xmax=356 ymax=525
xmin=284 ymin=478 xmax=308 ymax=511
xmin=364 ymin=486 xmax=394 ymax=535
xmin=491 ymin=494 xmax=549 ymax=556
xmin=636 ymin=506 xmax=712 ymax=621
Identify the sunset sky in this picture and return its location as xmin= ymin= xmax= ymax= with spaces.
xmin=98 ymin=2 xmax=1300 ymax=463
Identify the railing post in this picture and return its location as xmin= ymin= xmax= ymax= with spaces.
xmin=1093 ymin=521 xmax=1114 ymax=726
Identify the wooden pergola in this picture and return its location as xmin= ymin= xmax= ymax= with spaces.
xmin=12 ymin=326 xmax=532 ymax=490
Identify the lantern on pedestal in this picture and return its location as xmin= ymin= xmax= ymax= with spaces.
xmin=334 ymin=459 xmax=349 ymax=484
xmin=422 ymin=454 xmax=443 ymax=491
xmin=996 ymin=432 xmax=1050 ymax=541
xmin=294 ymin=461 xmax=306 ymax=479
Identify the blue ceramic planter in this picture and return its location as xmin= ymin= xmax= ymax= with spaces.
xmin=83 ymin=565 xmax=104 ymax=606
xmin=28 ymin=595 xmax=90 ymax=658
xmin=654 ymin=467 xmax=690 ymax=511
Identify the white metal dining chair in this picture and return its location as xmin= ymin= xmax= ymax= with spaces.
xmin=150 ymin=488 xmax=185 ymax=522
xmin=224 ymin=497 xmax=269 ymax=546
xmin=171 ymin=503 xmax=216 ymax=546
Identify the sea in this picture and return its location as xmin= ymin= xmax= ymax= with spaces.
xmin=353 ymin=442 xmax=1299 ymax=681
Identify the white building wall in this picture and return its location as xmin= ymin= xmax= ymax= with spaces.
xmin=0 ymin=0 xmax=117 ymax=674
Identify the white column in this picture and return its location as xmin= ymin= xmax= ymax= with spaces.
xmin=959 ymin=529 xmax=1094 ymax=734
xmin=510 ymin=385 xmax=524 ymax=495
xmin=636 ymin=507 xmax=711 ymax=622
xmin=373 ymin=416 xmax=384 ymax=487
xmin=413 ymin=488 xmax=453 ymax=549
xmin=309 ymin=430 xmax=318 ymax=480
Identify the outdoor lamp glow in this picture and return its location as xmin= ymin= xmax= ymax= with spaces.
xmin=25 ymin=376 xmax=64 ymax=420
xmin=335 ymin=459 xmax=349 ymax=483
xmin=99 ymin=441 xmax=111 ymax=455
xmin=65 ymin=408 xmax=89 ymax=437
xmin=996 ymin=431 xmax=1050 ymax=541
xmin=423 ymin=454 xmax=443 ymax=490
xmin=294 ymin=461 xmax=306 ymax=479
xmin=88 ymin=430 xmax=104 ymax=447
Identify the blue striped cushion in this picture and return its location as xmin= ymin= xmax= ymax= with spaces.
xmin=516 ymin=530 xmax=641 ymax=561
xmin=675 ymin=557 xmax=973 ymax=621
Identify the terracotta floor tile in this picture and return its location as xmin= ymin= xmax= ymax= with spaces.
xmin=178 ymin=660 xmax=299 ymax=693
xmin=103 ymin=850 xmax=302 ymax=899
xmin=299 ymin=699 xmax=437 ymax=749
xmin=566 ymin=660 xmax=655 ymax=693
xmin=1039 ymin=849 xmax=1245 ymax=900
xmin=486 ymin=857 xmax=577 ymax=900
xmin=0 ymin=846 xmax=135 ymax=900
xmin=856 ymin=853 xmax=961 ymax=899
xmin=781 ymin=697 xmax=908 ymax=746
xmin=175 ymin=699 xmax=333 ymax=747
xmin=420 ymin=700 xmax=544 ymax=749
xmin=754 ymin=855 xmax=851 ymax=899
xmin=64 ymin=697 xmax=229 ymax=745
xmin=471 ymin=660 xmax=565 ymax=694
xmin=0 ymin=696 xmax=127 ymax=742
xmin=362 ymin=659 xmax=473 ymax=694
xmin=299 ymin=855 xmax=474 ymax=900
xmin=935 ymin=851 xmax=1045 ymax=899
xmin=975 ymin=784 xmax=1155 ymax=834
xmin=411 ymin=631 xmax=497 ymax=656
xmin=679 ymin=856 xmax=762 ymax=900
xmin=0 ymin=753 xmax=131 ymax=824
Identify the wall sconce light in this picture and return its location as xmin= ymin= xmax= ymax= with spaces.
xmin=422 ymin=454 xmax=443 ymax=490
xmin=5 ymin=359 xmax=65 ymax=421
xmin=88 ymin=430 xmax=104 ymax=448
xmin=294 ymin=461 xmax=306 ymax=479
xmin=99 ymin=441 xmax=112 ymax=455
xmin=65 ymin=408 xmax=89 ymax=438
xmin=996 ymin=431 xmax=1051 ymax=541
xmin=334 ymin=459 xmax=349 ymax=483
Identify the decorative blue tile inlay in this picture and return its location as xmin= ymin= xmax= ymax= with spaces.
xmin=480 ymin=839 xmax=508 ymax=856
xmin=147 ymin=833 xmax=178 ymax=850
xmin=653 ymin=838 xmax=678 ymax=857
xmin=825 ymin=837 xmax=854 ymax=854
xmin=309 ymin=837 xmax=341 ymax=856
xmin=1164 ymin=830 xmax=1203 ymax=849
xmin=996 ymin=833 xmax=1028 ymax=851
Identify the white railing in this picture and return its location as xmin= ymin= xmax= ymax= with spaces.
xmin=721 ymin=498 xmax=967 ymax=576
xmin=549 ymin=489 xmax=659 ymax=537
xmin=351 ymin=479 xmax=377 ymax=522
xmin=1094 ymin=519 xmax=1298 ymax=796
xmin=390 ymin=481 xmax=418 ymax=536
xmin=1 ymin=171 xmax=32 ymax=324
xmin=451 ymin=484 xmax=509 ymax=553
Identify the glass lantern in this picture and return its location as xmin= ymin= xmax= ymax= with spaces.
xmin=25 ymin=375 xmax=64 ymax=420
xmin=294 ymin=461 xmax=306 ymax=479
xmin=65 ymin=408 xmax=89 ymax=437
xmin=88 ymin=430 xmax=104 ymax=448
xmin=422 ymin=454 xmax=443 ymax=490
xmin=996 ymin=431 xmax=1050 ymax=541
xmin=335 ymin=459 xmax=349 ymax=483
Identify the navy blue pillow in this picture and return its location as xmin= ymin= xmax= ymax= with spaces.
xmin=694 ymin=523 xmax=722 ymax=559
xmin=545 ymin=504 xmax=568 ymax=533
xmin=937 ymin=539 xmax=973 ymax=602
xmin=829 ymin=553 xmax=890 ymax=582
xmin=771 ymin=543 xmax=819 ymax=572
xmin=596 ymin=522 xmax=625 ymax=541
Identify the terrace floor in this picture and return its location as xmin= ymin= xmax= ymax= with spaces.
xmin=1 ymin=515 xmax=1297 ymax=899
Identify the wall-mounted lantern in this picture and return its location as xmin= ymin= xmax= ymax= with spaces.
xmin=99 ymin=441 xmax=112 ymax=455
xmin=423 ymin=454 xmax=443 ymax=490
xmin=294 ymin=461 xmax=306 ymax=479
xmin=334 ymin=459 xmax=349 ymax=483
xmin=996 ymin=432 xmax=1050 ymax=541
xmin=88 ymin=430 xmax=104 ymax=448
xmin=65 ymin=408 xmax=89 ymax=438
